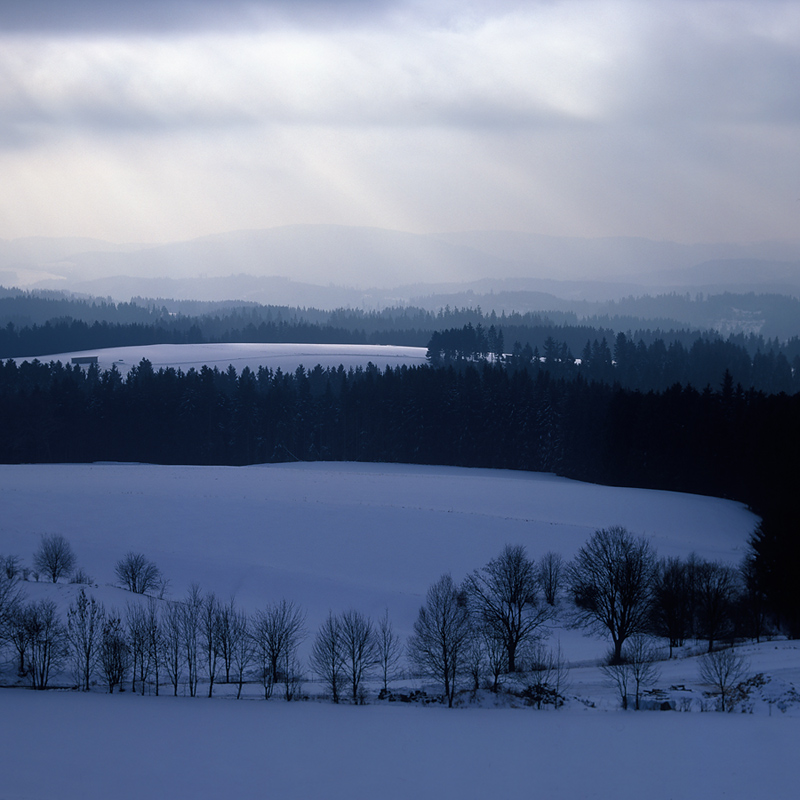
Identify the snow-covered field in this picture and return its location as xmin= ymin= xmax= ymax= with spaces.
xmin=0 ymin=462 xmax=757 ymax=648
xmin=2 ymin=462 xmax=798 ymax=800
xmin=25 ymin=342 xmax=428 ymax=375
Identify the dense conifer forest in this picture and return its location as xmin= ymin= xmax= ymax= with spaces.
xmin=2 ymin=291 xmax=800 ymax=389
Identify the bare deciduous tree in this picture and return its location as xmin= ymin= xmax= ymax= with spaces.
xmin=699 ymin=647 xmax=749 ymax=710
xmin=694 ymin=560 xmax=739 ymax=652
xmin=33 ymin=534 xmax=76 ymax=583
xmin=181 ymin=584 xmax=203 ymax=697
xmin=99 ymin=612 xmax=129 ymax=693
xmin=281 ymin=652 xmax=304 ymax=701
xmin=601 ymin=657 xmax=631 ymax=710
xmin=215 ymin=597 xmax=236 ymax=684
xmin=407 ymin=573 xmax=472 ymax=707
xmin=626 ymin=635 xmax=661 ymax=710
xmin=467 ymin=544 xmax=552 ymax=674
xmin=569 ymin=526 xmax=656 ymax=663
xmin=6 ymin=604 xmax=30 ymax=676
xmin=2 ymin=553 xmax=21 ymax=581
xmin=24 ymin=599 xmax=67 ymax=689
xmin=339 ymin=609 xmax=379 ymax=704
xmin=376 ymin=608 xmax=403 ymax=695
xmin=463 ymin=587 xmax=506 ymax=693
xmin=527 ymin=641 xmax=570 ymax=708
xmin=463 ymin=629 xmax=487 ymax=697
xmin=229 ymin=608 xmax=253 ymax=699
xmin=651 ymin=556 xmax=691 ymax=658
xmin=601 ymin=635 xmax=661 ymax=710
xmin=0 ymin=554 xmax=23 ymax=648
xmin=252 ymin=600 xmax=306 ymax=700
xmin=482 ymin=629 xmax=508 ymax=692
xmin=66 ymin=588 xmax=105 ymax=691
xmin=200 ymin=592 xmax=221 ymax=698
xmin=538 ymin=551 xmax=564 ymax=606
xmin=310 ymin=611 xmax=345 ymax=703
xmin=115 ymin=552 xmax=162 ymax=595
xmin=126 ymin=602 xmax=153 ymax=694
xmin=161 ymin=600 xmax=184 ymax=696
xmin=144 ymin=598 xmax=162 ymax=696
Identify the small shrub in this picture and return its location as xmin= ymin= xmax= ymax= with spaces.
xmin=70 ymin=568 xmax=93 ymax=585
xmin=33 ymin=534 xmax=76 ymax=583
xmin=114 ymin=552 xmax=162 ymax=594
xmin=699 ymin=647 xmax=749 ymax=711
xmin=2 ymin=554 xmax=21 ymax=580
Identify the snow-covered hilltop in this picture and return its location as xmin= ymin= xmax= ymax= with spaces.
xmin=20 ymin=342 xmax=429 ymax=376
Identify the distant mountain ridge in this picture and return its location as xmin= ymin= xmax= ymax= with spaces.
xmin=433 ymin=230 xmax=800 ymax=278
xmin=2 ymin=225 xmax=800 ymax=303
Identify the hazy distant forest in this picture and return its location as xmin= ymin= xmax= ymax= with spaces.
xmin=1 ymin=290 xmax=798 ymax=633
xmin=3 ymin=290 xmax=800 ymax=381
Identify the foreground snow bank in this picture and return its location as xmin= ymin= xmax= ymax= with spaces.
xmin=1 ymin=691 xmax=797 ymax=800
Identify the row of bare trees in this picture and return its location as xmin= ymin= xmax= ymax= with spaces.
xmin=128 ymin=590 xmax=307 ymax=700
xmin=309 ymin=609 xmax=402 ymax=704
xmin=566 ymin=526 xmax=761 ymax=662
xmin=307 ymin=546 xmax=568 ymax=707
xmin=10 ymin=533 xmax=166 ymax=597
xmin=406 ymin=546 xmax=570 ymax=708
xmin=1 ymin=528 xmax=760 ymax=706
xmin=2 ymin=534 xmax=81 ymax=585
xmin=0 ymin=575 xmax=307 ymax=697
xmin=406 ymin=529 xmax=761 ymax=707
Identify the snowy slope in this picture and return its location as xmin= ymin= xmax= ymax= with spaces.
xmin=18 ymin=342 xmax=428 ymax=375
xmin=1 ymin=462 xmax=758 ymax=653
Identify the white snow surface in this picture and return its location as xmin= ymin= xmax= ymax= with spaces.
xmin=2 ymin=462 xmax=797 ymax=800
xmin=21 ymin=342 xmax=428 ymax=374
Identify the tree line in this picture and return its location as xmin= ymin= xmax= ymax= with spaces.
xmin=429 ymin=324 xmax=798 ymax=394
xmin=1 ymin=356 xmax=796 ymax=498
xmin=0 ymin=529 xmax=765 ymax=710
xmin=3 ymin=292 xmax=800 ymax=374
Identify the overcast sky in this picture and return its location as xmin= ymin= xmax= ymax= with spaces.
xmin=1 ymin=0 xmax=799 ymax=245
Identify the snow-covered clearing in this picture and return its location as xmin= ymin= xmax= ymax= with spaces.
xmin=2 ymin=462 xmax=797 ymax=799
xmin=22 ymin=342 xmax=428 ymax=375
